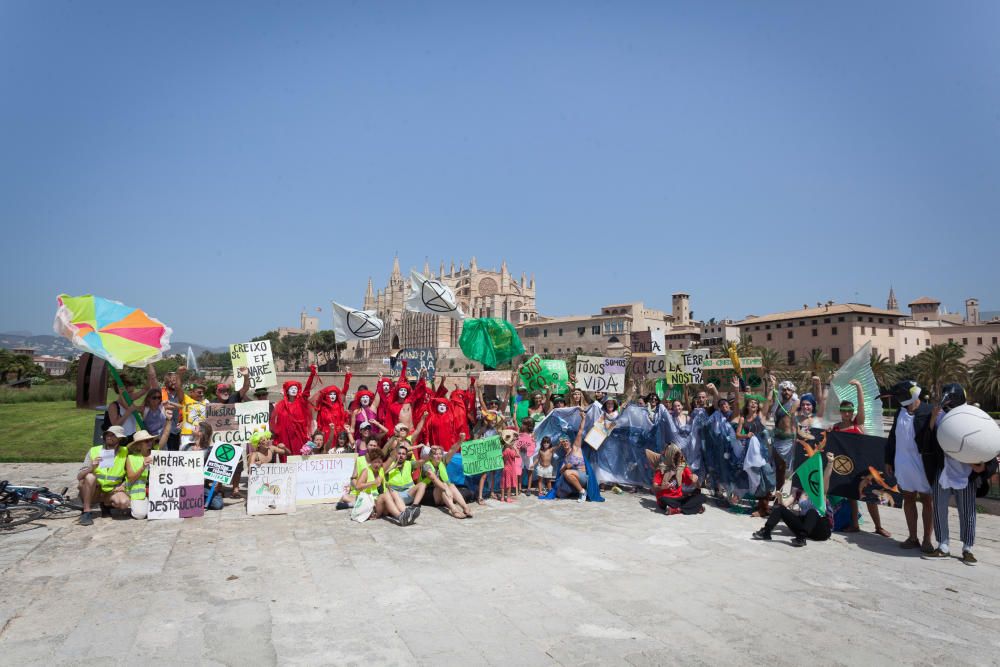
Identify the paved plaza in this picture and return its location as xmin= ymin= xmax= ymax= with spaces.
xmin=1 ymin=462 xmax=998 ymax=666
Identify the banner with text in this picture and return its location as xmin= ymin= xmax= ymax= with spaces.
xmin=390 ymin=348 xmax=437 ymax=381
xmin=230 ymin=340 xmax=277 ymax=392
xmin=462 ymin=435 xmax=504 ymax=476
xmin=664 ymin=349 xmax=710 ymax=385
xmin=519 ymin=354 xmax=569 ymax=393
xmin=630 ymin=330 xmax=665 ymax=355
xmin=479 ymin=370 xmax=512 ymax=386
xmin=148 ymin=451 xmax=205 ymax=520
xmin=209 ymin=401 xmax=271 ymax=448
xmin=247 ymin=463 xmax=297 ymax=515
xmin=629 ymin=354 xmax=665 ymax=382
xmin=575 ymin=355 xmax=626 ymax=394
xmin=286 ymin=454 xmax=357 ymax=505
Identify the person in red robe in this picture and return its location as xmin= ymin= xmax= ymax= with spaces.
xmin=386 ymin=360 xmax=428 ymax=432
xmin=426 ymin=397 xmax=460 ymax=451
xmin=270 ymin=365 xmax=317 ymax=458
xmin=449 ymin=376 xmax=475 ymax=442
xmin=313 ymin=369 xmax=351 ymax=444
xmin=375 ymin=373 xmax=395 ymax=426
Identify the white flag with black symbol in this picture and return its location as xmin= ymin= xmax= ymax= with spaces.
xmin=331 ymin=301 xmax=385 ymax=341
xmin=404 ymin=270 xmax=464 ymax=320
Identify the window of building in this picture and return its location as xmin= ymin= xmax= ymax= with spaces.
xmin=748 ymin=335 xmax=753 ymax=343
xmin=858 ymin=316 xmax=863 ymax=321
xmin=557 ymin=348 xmax=561 ymax=353
xmin=873 ymin=347 xmax=878 ymax=355
xmin=831 ymin=348 xmax=840 ymax=364
xmin=838 ymin=316 xmax=845 ymax=322
xmin=755 ymin=325 xmax=760 ymax=331
xmin=787 ymin=350 xmax=795 ymax=364
xmin=543 ymin=348 xmax=548 ymax=354
xmin=868 ymin=317 xmax=874 ymax=322
xmin=890 ymin=349 xmax=896 ymax=363
xmin=994 ymin=337 xmax=998 ymax=344
xmin=765 ymin=324 xmax=771 ymax=330
xmin=962 ymin=338 xmax=968 ymax=345
xmin=529 ymin=345 xmax=535 ymax=354
xmin=543 ymin=329 xmax=548 ymax=337
xmin=592 ymin=325 xmax=600 ymax=335
xmin=824 ymin=318 xmax=830 ymax=324
xmin=832 ymin=326 xmax=838 ymax=335
xmin=977 ymin=337 xmax=983 ymax=345
xmin=799 ymin=320 xmax=805 ymax=326
xmin=812 ymin=328 xmax=818 ymax=337
xmin=787 ymin=331 xmax=793 ymax=339
xmin=811 ymin=319 xmax=818 ymax=325
xmin=925 ymin=339 xmax=929 ymax=346
xmin=776 ymin=323 xmax=781 ymax=329
xmin=860 ymin=326 xmax=865 ymax=335
xmin=904 ymin=337 xmax=908 ymax=344
xmin=889 ymin=328 xmax=894 ymax=337
xmin=871 ymin=327 xmax=877 ymax=336
xmin=766 ymin=333 xmax=772 ymax=341
xmin=577 ymin=327 xmax=585 ymax=336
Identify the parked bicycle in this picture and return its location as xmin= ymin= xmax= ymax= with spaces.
xmin=0 ymin=481 xmax=46 ymax=531
xmin=1 ymin=482 xmax=84 ymax=518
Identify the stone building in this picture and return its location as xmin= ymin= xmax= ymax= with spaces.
xmin=347 ymin=256 xmax=537 ymax=362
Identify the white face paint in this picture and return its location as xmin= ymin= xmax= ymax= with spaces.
xmin=360 ymin=396 xmax=371 ymax=407
xmin=330 ymin=393 xmax=337 ymax=402
xmin=381 ymin=382 xmax=391 ymax=392
xmin=287 ymin=386 xmax=299 ymax=398
xmin=398 ymin=388 xmax=409 ymax=399
xmin=436 ymin=403 xmax=447 ymax=414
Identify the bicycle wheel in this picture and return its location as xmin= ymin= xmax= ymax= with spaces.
xmin=0 ymin=506 xmax=45 ymax=529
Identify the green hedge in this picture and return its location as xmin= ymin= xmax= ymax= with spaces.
xmin=0 ymin=384 xmax=76 ymax=404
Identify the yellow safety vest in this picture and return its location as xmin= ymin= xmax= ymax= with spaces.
xmin=357 ymin=467 xmax=384 ymax=497
xmin=126 ymin=454 xmax=148 ymax=500
xmin=350 ymin=456 xmax=370 ymax=497
xmin=88 ymin=445 xmax=128 ymax=492
xmin=386 ymin=460 xmax=413 ymax=491
xmin=421 ymin=461 xmax=449 ymax=486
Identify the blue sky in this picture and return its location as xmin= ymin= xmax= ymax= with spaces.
xmin=2 ymin=1 xmax=998 ymax=346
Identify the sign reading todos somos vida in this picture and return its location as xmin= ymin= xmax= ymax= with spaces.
xmin=148 ymin=451 xmax=205 ymax=520
xmin=462 ymin=436 xmax=504 ymax=476
xmin=286 ymin=454 xmax=356 ymax=506
xmin=575 ymin=355 xmax=626 ymax=394
xmin=209 ymin=401 xmax=270 ymax=448
xmin=230 ymin=340 xmax=277 ymax=392
xmin=664 ymin=349 xmax=710 ymax=385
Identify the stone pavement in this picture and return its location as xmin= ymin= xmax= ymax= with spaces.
xmin=1 ymin=462 xmax=999 ymax=667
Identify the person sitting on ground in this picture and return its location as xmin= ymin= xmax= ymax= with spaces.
xmin=534 ymin=437 xmax=555 ymax=495
xmin=78 ymin=425 xmax=131 ymax=526
xmin=421 ymin=444 xmax=473 ymax=518
xmin=354 ymin=449 xmax=413 ymax=525
xmin=247 ymin=430 xmax=278 ymax=466
xmin=383 ymin=440 xmax=427 ymax=520
xmin=752 ymin=452 xmax=836 ymax=547
xmin=124 ymin=422 xmax=173 ymax=519
xmin=651 ymin=444 xmax=705 ymax=516
xmin=558 ymin=412 xmax=589 ymax=503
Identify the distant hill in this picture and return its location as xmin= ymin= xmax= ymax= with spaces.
xmin=0 ymin=333 xmax=226 ymax=359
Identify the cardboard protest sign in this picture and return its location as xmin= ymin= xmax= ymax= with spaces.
xmin=148 ymin=451 xmax=205 ymax=520
xmin=210 ymin=400 xmax=270 ymax=448
xmin=575 ymin=355 xmax=626 ymax=394
xmin=479 ymin=371 xmax=512 ymax=386
xmin=391 ymin=348 xmax=437 ymax=381
xmin=461 ymin=435 xmax=504 ymax=476
xmin=629 ymin=355 xmax=665 ymax=382
xmin=204 ymin=442 xmax=244 ymax=485
xmin=205 ymin=402 xmax=238 ymax=433
xmin=518 ymin=354 xmax=569 ymax=393
xmin=584 ymin=421 xmax=611 ymax=449
xmin=230 ymin=341 xmax=277 ymax=392
xmin=247 ymin=463 xmax=297 ymax=515
xmin=286 ymin=454 xmax=356 ymax=505
xmin=630 ymin=330 xmax=665 ymax=355
xmin=701 ymin=356 xmax=763 ymax=370
xmin=664 ymin=349 xmax=709 ymax=385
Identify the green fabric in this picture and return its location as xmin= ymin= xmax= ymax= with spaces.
xmin=794 ymin=452 xmax=826 ymax=517
xmin=459 ymin=318 xmax=525 ymax=367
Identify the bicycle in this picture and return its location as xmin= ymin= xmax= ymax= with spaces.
xmin=0 ymin=482 xmax=46 ymax=530
xmin=0 ymin=481 xmax=83 ymax=518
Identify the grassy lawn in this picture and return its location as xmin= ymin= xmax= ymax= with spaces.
xmin=0 ymin=401 xmax=98 ymax=462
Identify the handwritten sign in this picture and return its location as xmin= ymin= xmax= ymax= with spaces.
xmin=665 ymin=349 xmax=710 ymax=385
xmin=479 ymin=371 xmax=512 ymax=386
xmin=701 ymin=357 xmax=763 ymax=370
xmin=205 ymin=402 xmax=238 ymax=432
xmin=461 ymin=435 xmax=504 ymax=476
xmin=148 ymin=451 xmax=205 ymax=520
xmin=247 ymin=463 xmax=297 ymax=515
xmin=230 ymin=341 xmax=277 ymax=392
xmin=210 ymin=400 xmax=270 ymax=448
xmin=630 ymin=330 xmax=665 ymax=355
xmin=286 ymin=454 xmax=356 ymax=505
xmin=629 ymin=355 xmax=665 ymax=381
xmin=518 ymin=355 xmax=569 ymax=393
xmin=575 ymin=355 xmax=626 ymax=394
xmin=391 ymin=348 xmax=436 ymax=381
xmin=204 ymin=442 xmax=244 ymax=485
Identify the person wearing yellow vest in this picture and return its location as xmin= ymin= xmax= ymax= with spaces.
xmin=421 ymin=444 xmax=473 ymax=519
xmin=353 ymin=449 xmax=413 ymax=525
xmin=383 ymin=440 xmax=427 ymax=524
xmin=77 ymin=425 xmax=130 ymax=526
xmin=125 ymin=420 xmax=173 ymax=519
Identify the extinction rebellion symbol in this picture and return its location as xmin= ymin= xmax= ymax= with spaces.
xmin=346 ymin=310 xmax=383 ymax=339
xmin=832 ymin=455 xmax=854 ymax=476
xmin=421 ymin=280 xmax=457 ymax=313
xmin=215 ymin=444 xmax=236 ymax=463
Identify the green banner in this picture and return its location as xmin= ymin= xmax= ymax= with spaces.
xmin=794 ymin=452 xmax=826 ymax=516
xmin=461 ymin=435 xmax=504 ymax=476
xmin=518 ymin=354 xmax=569 ymax=393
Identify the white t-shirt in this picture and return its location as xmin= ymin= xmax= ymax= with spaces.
xmin=894 ymin=410 xmax=930 ymax=493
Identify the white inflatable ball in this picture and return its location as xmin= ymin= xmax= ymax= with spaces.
xmin=937 ymin=404 xmax=1000 ymax=464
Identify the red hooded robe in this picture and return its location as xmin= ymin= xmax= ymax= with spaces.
xmin=270 ymin=365 xmax=317 ymax=458
xmin=426 ymin=396 xmax=459 ymax=451
xmin=315 ymin=372 xmax=351 ymax=442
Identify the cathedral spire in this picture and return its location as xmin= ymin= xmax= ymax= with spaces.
xmin=391 ymin=253 xmax=401 ymax=279
xmin=364 ymin=277 xmax=374 ymax=309
xmin=423 ymin=257 xmax=431 ymax=277
xmin=887 ymin=285 xmax=898 ymax=311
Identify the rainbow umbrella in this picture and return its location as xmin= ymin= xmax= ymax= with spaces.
xmin=54 ymin=294 xmax=172 ymax=369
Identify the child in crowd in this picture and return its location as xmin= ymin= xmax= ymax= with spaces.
xmin=333 ymin=431 xmax=354 ymax=453
xmin=517 ymin=418 xmax=537 ymax=493
xmin=534 ymin=437 xmax=555 ymax=496
xmin=500 ymin=430 xmax=519 ymax=503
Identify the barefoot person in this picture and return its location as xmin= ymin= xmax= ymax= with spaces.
xmin=421 ymin=445 xmax=473 ymax=518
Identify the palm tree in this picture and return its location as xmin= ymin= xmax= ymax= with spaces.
xmin=869 ymin=350 xmax=896 ymax=390
xmin=971 ymin=344 xmax=1000 ymax=409
xmin=914 ymin=342 xmax=967 ymax=400
xmin=801 ymin=349 xmax=834 ymax=385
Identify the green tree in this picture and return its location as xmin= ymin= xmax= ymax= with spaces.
xmin=801 ymin=349 xmax=834 ymax=385
xmin=308 ymin=330 xmax=344 ymax=370
xmin=0 ymin=349 xmax=44 ymax=382
xmin=283 ymin=334 xmax=308 ymax=371
xmin=869 ymin=350 xmax=896 ymax=390
xmin=970 ymin=344 xmax=1000 ymax=410
xmin=914 ymin=342 xmax=967 ymax=400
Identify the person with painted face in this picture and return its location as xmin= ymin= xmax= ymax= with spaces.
xmin=386 ymin=361 xmax=428 ymax=433
xmin=270 ymin=364 xmax=318 ymax=459
xmin=374 ymin=372 xmax=395 ymax=426
xmin=885 ymin=380 xmax=939 ymax=553
xmin=352 ymin=388 xmax=379 ymax=441
xmin=312 ymin=368 xmax=352 ymax=444
xmin=426 ymin=397 xmax=460 ymax=451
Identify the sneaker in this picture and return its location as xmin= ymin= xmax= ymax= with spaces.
xmin=790 ymin=537 xmax=807 ymax=547
xmin=411 ymin=505 xmax=421 ymax=520
xmin=577 ymin=493 xmax=586 ymax=504
xmin=921 ymin=548 xmax=951 ymax=560
xmin=335 ymin=501 xmax=351 ymax=511
xmin=79 ymin=511 xmax=94 ymax=526
xmin=752 ymin=529 xmax=771 ymax=541
xmin=100 ymin=505 xmax=112 ymax=518
xmin=961 ymin=551 xmax=977 ymax=566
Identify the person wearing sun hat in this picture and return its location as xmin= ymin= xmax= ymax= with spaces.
xmin=125 ymin=425 xmax=172 ymax=519
xmin=77 ymin=425 xmax=131 ymax=526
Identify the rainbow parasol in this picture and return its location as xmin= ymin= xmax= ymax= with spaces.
xmin=54 ymin=294 xmax=172 ymax=369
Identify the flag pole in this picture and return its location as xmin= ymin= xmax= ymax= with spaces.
xmin=106 ymin=364 xmax=146 ymax=430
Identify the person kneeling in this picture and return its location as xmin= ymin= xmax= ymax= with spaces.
xmin=652 ymin=444 xmax=705 ymax=516
xmin=753 ymin=452 xmax=835 ymax=547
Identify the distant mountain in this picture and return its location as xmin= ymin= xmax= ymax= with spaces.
xmin=0 ymin=333 xmax=226 ymax=359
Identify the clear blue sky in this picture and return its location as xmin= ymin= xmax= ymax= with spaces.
xmin=2 ymin=1 xmax=998 ymax=346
